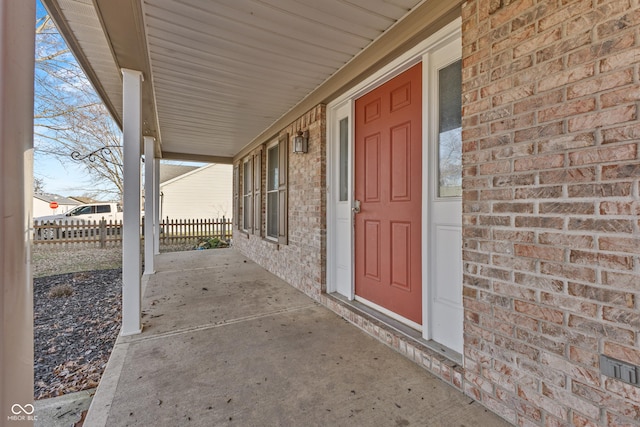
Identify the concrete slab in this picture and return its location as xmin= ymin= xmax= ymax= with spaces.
xmin=34 ymin=388 xmax=94 ymax=427
xmin=86 ymin=249 xmax=512 ymax=426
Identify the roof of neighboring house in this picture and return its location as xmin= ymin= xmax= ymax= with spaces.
xmin=161 ymin=164 xmax=225 ymax=188
xmin=34 ymin=193 xmax=81 ymax=205
xmin=160 ymin=164 xmax=199 ymax=184
xmin=68 ymin=196 xmax=100 ymax=204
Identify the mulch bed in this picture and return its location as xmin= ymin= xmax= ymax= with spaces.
xmin=34 ymin=269 xmax=122 ymax=400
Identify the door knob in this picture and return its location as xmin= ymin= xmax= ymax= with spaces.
xmin=352 ymin=200 xmax=361 ymax=214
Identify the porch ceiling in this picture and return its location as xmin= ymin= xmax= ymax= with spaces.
xmin=43 ymin=0 xmax=432 ymax=160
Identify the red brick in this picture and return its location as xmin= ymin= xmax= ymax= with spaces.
xmin=540 ymin=261 xmax=596 ymax=283
xmin=601 ymin=271 xmax=638 ymax=291
xmin=489 ymin=0 xmax=535 ymax=28
xmin=568 ymin=105 xmax=637 ymax=133
xmin=538 ymin=132 xmax=595 ymax=154
xmin=514 ymin=300 xmax=564 ymax=324
xmin=541 ymin=383 xmax=601 ymax=420
xmin=494 ymin=281 xmax=536 ymax=301
xmin=493 ymin=230 xmax=535 ymax=243
xmin=514 ymin=153 xmax=565 ymax=171
xmin=600 ymin=46 xmax=640 ymax=73
xmin=513 ymin=272 xmax=563 ymax=292
xmin=516 ymin=328 xmax=565 ymax=356
xmin=492 ymin=142 xmax=534 ymax=160
xmin=479 ymin=215 xmax=510 ymax=227
xmin=538 ymin=0 xmax=590 ymax=32
xmin=599 ymin=201 xmax=639 ymax=216
xmin=539 ymin=202 xmax=594 ymax=215
xmin=538 ymin=232 xmax=594 ymax=250
xmin=513 ymin=121 xmax=563 ymax=143
xmin=569 ymin=250 xmax=633 ymax=271
xmin=493 ymin=202 xmax=534 ymax=213
xmin=568 ymin=345 xmax=599 ymax=368
xmin=602 ymin=163 xmax=640 ymax=180
xmin=515 ymin=186 xmax=563 ymax=200
xmin=573 ymin=412 xmax=600 ymax=427
xmin=541 ymin=322 xmax=598 ymax=351
xmin=572 ymin=380 xmax=640 ymax=421
xmin=603 ymin=306 xmax=640 ymax=328
xmin=568 ymin=30 xmax=635 ymax=67
xmin=541 ymin=352 xmax=601 ymax=387
xmin=539 ymin=98 xmax=596 ymax=123
xmin=606 ymin=411 xmax=640 ymax=427
xmin=601 ymin=121 xmax=640 ymax=144
xmin=479 ymin=160 xmax=511 ymax=175
xmin=600 ymin=83 xmax=640 ymax=109
xmin=567 ymin=182 xmax=631 ymax=198
xmin=595 ymin=7 xmax=640 ymax=39
xmin=493 ymin=173 xmax=536 ymax=187
xmin=514 ymin=27 xmax=562 ymax=58
xmin=605 ymin=377 xmax=640 ymax=404
xmin=569 ymin=315 xmax=635 ymax=345
xmin=490 ymin=112 xmax=535 ymax=133
xmin=598 ymin=236 xmax=640 ymax=253
xmin=569 ymin=143 xmax=637 ymax=166
xmin=568 ymin=218 xmax=634 ymax=234
xmin=541 ymin=292 xmax=597 ymax=317
xmin=517 ymin=384 xmax=567 ymax=420
xmin=539 ymin=63 xmax=595 ymax=93
xmin=539 ymin=167 xmax=596 ymax=184
xmin=536 ymin=31 xmax=592 ymax=63
xmin=494 ymin=85 xmax=537 ymax=110
xmin=569 ymin=283 xmax=635 ymax=307
xmin=515 ymin=244 xmax=564 ymax=261
xmin=603 ymin=342 xmax=640 ymax=365
xmin=515 ymin=216 xmax=564 ymax=229
xmin=568 ymin=68 xmax=633 ymax=99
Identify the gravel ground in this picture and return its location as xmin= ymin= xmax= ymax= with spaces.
xmin=32 ymin=243 xmax=193 ymax=278
xmin=34 ymin=269 xmax=121 ymax=399
xmin=33 ymin=243 xmax=193 ymax=399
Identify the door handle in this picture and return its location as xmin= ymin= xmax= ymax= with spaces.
xmin=352 ymin=200 xmax=361 ymax=214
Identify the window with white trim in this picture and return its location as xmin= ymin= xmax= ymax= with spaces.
xmin=266 ymin=134 xmax=288 ymax=243
xmin=242 ymin=157 xmax=252 ymax=232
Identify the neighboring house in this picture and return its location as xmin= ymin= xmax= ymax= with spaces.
xmin=68 ymin=196 xmax=100 ymax=205
xmin=5 ymin=1 xmax=636 ymax=426
xmin=33 ymin=193 xmax=80 ymax=218
xmin=160 ymin=164 xmax=232 ymax=221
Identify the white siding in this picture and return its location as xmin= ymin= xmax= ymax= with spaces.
xmin=33 ymin=198 xmax=77 ymax=218
xmin=160 ymin=164 xmax=232 ymax=221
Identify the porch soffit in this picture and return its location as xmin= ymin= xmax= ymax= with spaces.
xmin=43 ymin=0 xmax=461 ymax=161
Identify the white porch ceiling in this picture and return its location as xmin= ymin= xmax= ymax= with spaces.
xmin=44 ymin=0 xmax=430 ymax=160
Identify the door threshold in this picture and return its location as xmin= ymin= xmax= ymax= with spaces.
xmin=328 ymin=293 xmax=462 ymax=365
xmin=354 ymin=296 xmax=422 ymax=331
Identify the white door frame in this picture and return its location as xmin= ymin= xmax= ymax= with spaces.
xmin=327 ymin=19 xmax=462 ymax=343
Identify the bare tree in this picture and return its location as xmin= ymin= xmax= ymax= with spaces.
xmin=34 ymin=15 xmax=123 ymax=199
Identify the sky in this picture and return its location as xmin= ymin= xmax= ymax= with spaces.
xmin=33 ymin=1 xmax=203 ymax=200
xmin=34 ymin=0 xmax=99 ymax=197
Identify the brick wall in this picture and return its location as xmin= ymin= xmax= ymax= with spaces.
xmin=234 ymin=105 xmax=327 ymax=301
xmin=461 ymin=0 xmax=640 ymax=425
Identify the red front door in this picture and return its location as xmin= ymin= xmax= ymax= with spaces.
xmin=354 ymin=63 xmax=422 ymax=325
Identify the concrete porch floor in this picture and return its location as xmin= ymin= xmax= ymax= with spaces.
xmin=85 ymin=249 xmax=511 ymax=426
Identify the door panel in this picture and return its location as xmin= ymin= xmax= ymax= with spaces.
xmin=355 ymin=63 xmax=422 ymax=325
xmin=427 ymin=42 xmax=463 ymax=353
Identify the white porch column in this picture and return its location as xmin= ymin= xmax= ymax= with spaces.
xmin=143 ymin=136 xmax=155 ymax=274
xmin=154 ymin=158 xmax=161 ymax=254
xmin=121 ymin=68 xmax=143 ymax=336
xmin=0 ymin=0 xmax=35 ymax=423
